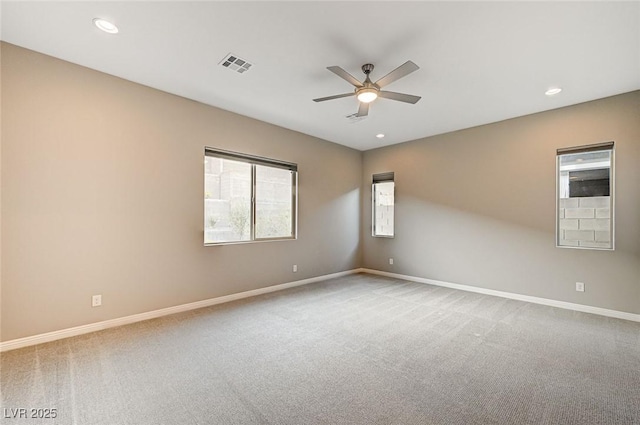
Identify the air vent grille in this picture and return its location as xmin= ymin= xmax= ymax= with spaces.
xmin=346 ymin=113 xmax=366 ymax=123
xmin=220 ymin=53 xmax=252 ymax=74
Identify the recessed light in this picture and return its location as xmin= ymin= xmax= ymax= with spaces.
xmin=93 ymin=18 xmax=119 ymax=34
xmin=376 ymin=133 xmax=385 ymax=139
xmin=545 ymin=87 xmax=562 ymax=96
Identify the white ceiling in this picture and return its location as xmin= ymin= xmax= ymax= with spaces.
xmin=2 ymin=1 xmax=639 ymax=151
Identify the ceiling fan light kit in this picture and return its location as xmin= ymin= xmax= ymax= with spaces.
xmin=356 ymin=88 xmax=378 ymax=103
xmin=313 ymin=61 xmax=421 ymax=118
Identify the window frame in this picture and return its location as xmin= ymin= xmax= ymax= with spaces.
xmin=204 ymin=147 xmax=298 ymax=246
xmin=372 ymin=172 xmax=395 ymax=238
xmin=556 ymin=142 xmax=615 ymax=251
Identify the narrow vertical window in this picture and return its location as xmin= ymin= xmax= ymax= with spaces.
xmin=557 ymin=142 xmax=614 ymax=250
xmin=372 ymin=172 xmax=395 ymax=237
xmin=204 ymin=148 xmax=297 ymax=245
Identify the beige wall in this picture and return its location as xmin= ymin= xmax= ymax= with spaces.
xmin=1 ymin=43 xmax=362 ymax=341
xmin=362 ymin=91 xmax=640 ymax=314
xmin=2 ymin=42 xmax=638 ymax=343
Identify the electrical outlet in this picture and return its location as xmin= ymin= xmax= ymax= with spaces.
xmin=293 ymin=264 xmax=297 ymax=273
xmin=389 ymin=258 xmax=394 ymax=265
xmin=575 ymin=282 xmax=585 ymax=292
xmin=92 ymin=295 xmax=102 ymax=307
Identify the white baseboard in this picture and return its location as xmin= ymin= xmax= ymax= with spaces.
xmin=0 ymin=269 xmax=360 ymax=352
xmin=361 ymin=268 xmax=640 ymax=323
xmin=4 ymin=267 xmax=637 ymax=352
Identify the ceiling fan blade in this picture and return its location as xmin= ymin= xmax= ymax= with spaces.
xmin=379 ymin=91 xmax=421 ymax=104
xmin=327 ymin=66 xmax=364 ymax=88
xmin=313 ymin=92 xmax=355 ymax=102
xmin=356 ymin=102 xmax=369 ymax=117
xmin=374 ymin=61 xmax=419 ymax=88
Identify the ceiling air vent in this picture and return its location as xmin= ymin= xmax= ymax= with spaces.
xmin=346 ymin=113 xmax=366 ymax=123
xmin=220 ymin=53 xmax=252 ymax=74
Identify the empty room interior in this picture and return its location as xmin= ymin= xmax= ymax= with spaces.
xmin=1 ymin=2 xmax=639 ymax=424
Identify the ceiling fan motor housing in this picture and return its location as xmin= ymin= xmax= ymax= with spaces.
xmin=356 ymin=64 xmax=379 ymax=102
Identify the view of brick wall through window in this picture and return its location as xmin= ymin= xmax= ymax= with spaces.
xmin=557 ymin=144 xmax=613 ymax=249
xmin=558 ymin=196 xmax=611 ymax=248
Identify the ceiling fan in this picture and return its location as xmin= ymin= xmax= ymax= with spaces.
xmin=313 ymin=61 xmax=421 ymax=118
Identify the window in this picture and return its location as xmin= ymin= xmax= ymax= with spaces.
xmin=372 ymin=172 xmax=394 ymax=237
xmin=204 ymin=148 xmax=297 ymax=244
xmin=557 ymin=142 xmax=614 ymax=250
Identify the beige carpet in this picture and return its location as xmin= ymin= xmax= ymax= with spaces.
xmin=2 ymin=273 xmax=639 ymax=424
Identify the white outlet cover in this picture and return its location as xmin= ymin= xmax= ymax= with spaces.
xmin=576 ymin=282 xmax=585 ymax=292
